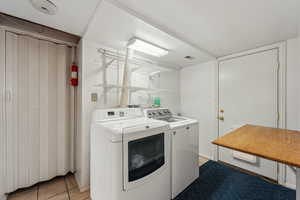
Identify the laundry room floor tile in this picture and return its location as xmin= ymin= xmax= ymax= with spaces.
xmin=65 ymin=175 xmax=78 ymax=190
xmin=7 ymin=174 xmax=90 ymax=200
xmin=47 ymin=192 xmax=69 ymax=200
xmin=8 ymin=186 xmax=38 ymax=200
xmin=38 ymin=177 xmax=67 ymax=200
xmin=69 ymin=188 xmax=90 ymax=200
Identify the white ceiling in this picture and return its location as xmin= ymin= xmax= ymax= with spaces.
xmin=0 ymin=0 xmax=100 ymax=35
xmin=84 ymin=1 xmax=214 ymax=68
xmin=1 ymin=0 xmax=300 ymax=60
xmin=112 ymin=0 xmax=300 ymax=57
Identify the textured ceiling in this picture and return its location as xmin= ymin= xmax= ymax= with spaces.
xmin=113 ymin=0 xmax=300 ymax=57
xmin=0 ymin=0 xmax=101 ymax=35
xmin=1 ymin=0 xmax=300 ymax=59
xmin=84 ymin=1 xmax=214 ymax=68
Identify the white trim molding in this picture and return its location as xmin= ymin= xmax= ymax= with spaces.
xmin=0 ymin=194 xmax=7 ymax=200
xmin=79 ymin=185 xmax=90 ymax=193
xmin=0 ymin=27 xmax=7 ymax=200
xmin=212 ymin=60 xmax=219 ymax=161
xmin=0 ymin=25 xmax=77 ymax=47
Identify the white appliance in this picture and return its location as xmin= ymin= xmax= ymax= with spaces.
xmin=90 ymin=108 xmax=171 ymax=200
xmin=144 ymin=108 xmax=199 ymax=199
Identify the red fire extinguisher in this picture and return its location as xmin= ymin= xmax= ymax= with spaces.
xmin=70 ymin=63 xmax=78 ymax=86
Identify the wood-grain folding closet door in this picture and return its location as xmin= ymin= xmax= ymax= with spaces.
xmin=5 ymin=31 xmax=73 ymax=193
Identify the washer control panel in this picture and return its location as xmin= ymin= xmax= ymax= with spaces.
xmin=93 ymin=108 xmax=143 ymax=121
xmin=145 ymin=108 xmax=172 ymax=119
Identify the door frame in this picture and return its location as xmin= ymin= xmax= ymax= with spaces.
xmin=0 ymin=27 xmax=7 ymax=200
xmin=213 ymin=42 xmax=287 ymax=185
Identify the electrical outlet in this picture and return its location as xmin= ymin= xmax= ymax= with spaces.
xmin=91 ymin=93 xmax=98 ymax=102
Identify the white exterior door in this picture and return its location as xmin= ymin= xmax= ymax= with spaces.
xmin=218 ymin=49 xmax=279 ymax=180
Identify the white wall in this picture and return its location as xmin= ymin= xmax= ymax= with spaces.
xmin=159 ymin=72 xmax=181 ymax=114
xmin=75 ymin=38 xmax=181 ymax=190
xmin=75 ymin=39 xmax=84 ymax=190
xmin=180 ymin=61 xmax=218 ymax=159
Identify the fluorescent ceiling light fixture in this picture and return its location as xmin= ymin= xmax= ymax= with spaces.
xmin=127 ymin=38 xmax=168 ymax=57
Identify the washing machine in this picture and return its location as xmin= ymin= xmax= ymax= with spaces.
xmin=90 ymin=108 xmax=171 ymax=200
xmin=144 ymin=108 xmax=199 ymax=199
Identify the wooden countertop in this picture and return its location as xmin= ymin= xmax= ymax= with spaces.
xmin=212 ymin=124 xmax=300 ymax=168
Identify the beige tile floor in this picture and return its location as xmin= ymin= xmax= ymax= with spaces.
xmin=8 ymin=174 xmax=90 ymax=200
xmin=8 ymin=157 xmax=209 ymax=200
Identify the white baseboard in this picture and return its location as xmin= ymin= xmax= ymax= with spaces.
xmin=284 ymin=182 xmax=296 ymax=190
xmin=198 ymin=153 xmax=212 ymax=160
xmin=74 ymin=173 xmax=90 ymax=192
xmin=79 ymin=185 xmax=90 ymax=192
xmin=0 ymin=194 xmax=7 ymax=200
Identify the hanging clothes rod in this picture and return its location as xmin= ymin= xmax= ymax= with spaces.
xmin=97 ymin=48 xmax=179 ymax=71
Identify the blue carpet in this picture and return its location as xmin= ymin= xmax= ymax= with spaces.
xmin=175 ymin=161 xmax=295 ymax=200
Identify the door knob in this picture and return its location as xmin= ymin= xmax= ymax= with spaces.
xmin=218 ymin=116 xmax=224 ymax=121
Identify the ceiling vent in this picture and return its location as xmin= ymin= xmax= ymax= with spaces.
xmin=184 ymin=56 xmax=195 ymax=60
xmin=30 ymin=0 xmax=58 ymax=15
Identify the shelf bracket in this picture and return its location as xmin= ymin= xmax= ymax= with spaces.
xmin=104 ymin=59 xmax=116 ymax=68
xmin=102 ymin=52 xmax=108 ymax=104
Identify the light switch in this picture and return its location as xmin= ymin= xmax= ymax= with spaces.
xmin=91 ymin=93 xmax=98 ymax=102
